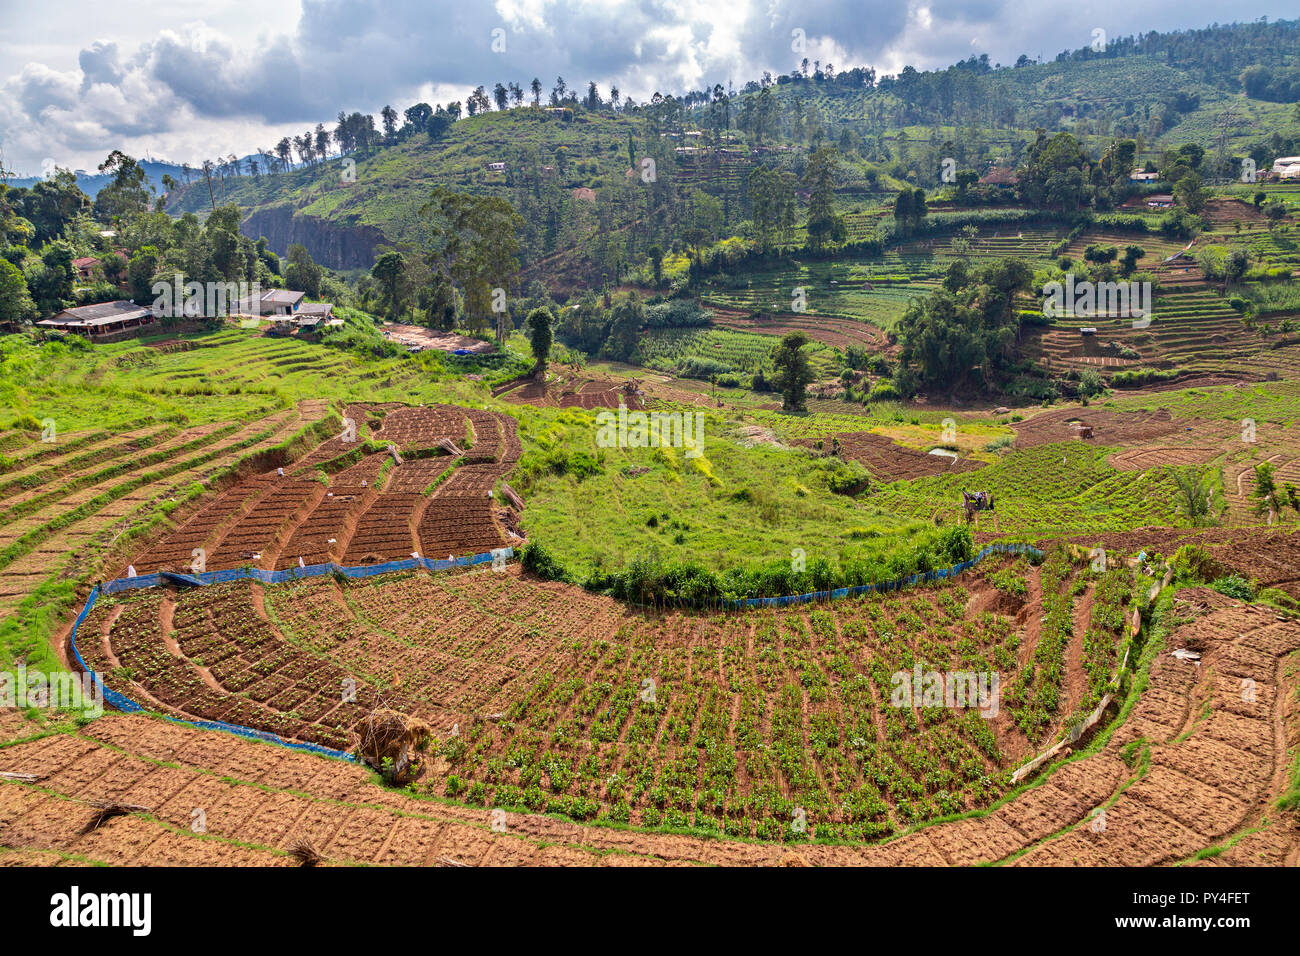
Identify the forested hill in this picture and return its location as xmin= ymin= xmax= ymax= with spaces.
xmin=161 ymin=18 xmax=1300 ymax=271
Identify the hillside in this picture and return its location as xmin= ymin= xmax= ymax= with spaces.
xmin=160 ymin=21 xmax=1300 ymax=273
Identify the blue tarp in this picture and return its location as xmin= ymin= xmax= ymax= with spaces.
xmin=104 ymin=548 xmax=511 ymax=593
xmin=77 ymin=546 xmax=515 ymax=760
xmin=682 ymin=541 xmax=1043 ymax=611
xmin=159 ymin=571 xmax=207 ymax=588
xmin=75 ymin=541 xmax=1041 ymax=762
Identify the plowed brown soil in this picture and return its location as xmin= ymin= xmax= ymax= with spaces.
xmin=7 ymin=580 xmax=1294 ymax=866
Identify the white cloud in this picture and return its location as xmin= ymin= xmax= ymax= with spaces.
xmin=1 ymin=0 xmax=1297 ymax=176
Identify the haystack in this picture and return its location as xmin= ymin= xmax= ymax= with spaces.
xmin=288 ymin=838 xmax=324 ymax=866
xmin=356 ymin=709 xmax=434 ymax=785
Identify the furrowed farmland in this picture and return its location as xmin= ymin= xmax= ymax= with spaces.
xmin=3 ymin=321 xmax=1299 ymax=868
xmin=5 ymin=9 xmax=1300 ymax=880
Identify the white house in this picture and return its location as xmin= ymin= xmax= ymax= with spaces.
xmin=238 ymin=289 xmax=305 ymax=316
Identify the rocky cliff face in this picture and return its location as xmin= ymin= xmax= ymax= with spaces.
xmin=241 ymin=206 xmax=385 ymax=270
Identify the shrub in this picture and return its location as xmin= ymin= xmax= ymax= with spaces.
xmin=1211 ymin=575 xmax=1254 ymax=601
xmin=1111 ymin=367 xmax=1179 ymax=388
xmin=520 ymin=541 xmax=569 ymax=582
xmin=1171 ymin=544 xmax=1223 ymax=582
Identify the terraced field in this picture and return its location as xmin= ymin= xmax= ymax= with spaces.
xmin=127 ymin=403 xmax=521 ymax=576
xmin=67 ymin=548 xmax=1141 ymax=841
xmin=0 ymin=403 xmax=332 ymax=621
xmin=638 ymin=325 xmax=840 ymax=377
xmin=5 ymin=573 xmax=1295 ymax=867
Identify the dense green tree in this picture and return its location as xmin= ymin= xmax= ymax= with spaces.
xmin=27 ymin=242 xmax=75 ymax=314
xmin=285 ymin=244 xmax=323 ymax=298
xmin=420 ymin=270 xmax=457 ymax=330
xmin=421 ymin=188 xmax=523 ymax=334
xmin=771 ymin=331 xmax=814 ymax=412
xmin=647 ymin=245 xmax=664 ymax=288
xmin=0 ymin=258 xmax=36 ymax=322
xmin=557 ymin=291 xmax=607 ymax=352
xmin=13 ymin=169 xmax=88 ymax=244
xmin=1119 ymin=245 xmax=1145 ymax=276
xmin=802 ymin=147 xmax=846 ymax=251
xmin=894 ymin=259 xmax=1034 ymax=395
xmin=371 ymin=251 xmax=408 ymax=317
xmin=127 ymin=246 xmax=160 ymax=304
xmin=525 ymin=306 xmax=554 ymax=374
xmin=1173 ymin=172 xmax=1207 ymax=214
xmin=892 ymin=187 xmax=927 ymax=236
xmin=747 ymin=166 xmax=796 ymax=252
xmin=93 ymin=151 xmax=154 ymax=222
xmin=1019 ymin=132 xmax=1089 ymax=210
xmin=604 ymin=291 xmax=643 ymax=361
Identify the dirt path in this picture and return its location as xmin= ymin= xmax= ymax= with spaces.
xmin=1063 ymin=583 xmax=1095 ymax=718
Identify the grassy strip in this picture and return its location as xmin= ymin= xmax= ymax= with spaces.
xmin=0 ymin=427 xmax=178 ymax=497
xmin=0 ymin=414 xmax=341 ymax=673
xmin=0 ymin=423 xmax=239 ymax=523
xmin=422 ymin=459 xmax=462 ymax=496
xmin=1280 ymin=650 xmax=1300 ymax=812
xmin=0 ymin=429 xmax=113 ymax=476
xmin=0 ymin=473 xmax=218 ymax=671
xmin=0 ymin=425 xmax=280 ymax=573
xmin=0 ymin=576 xmax=81 ymax=672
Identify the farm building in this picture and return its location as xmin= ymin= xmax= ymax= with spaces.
xmin=297 ymin=302 xmax=335 ymax=321
xmin=237 ymin=289 xmax=306 ymax=316
xmin=1272 ymin=156 xmax=1300 ymax=176
xmin=263 ymin=316 xmax=298 ymax=336
xmin=979 ymin=167 xmax=1019 ymax=187
xmin=1145 ymin=194 xmax=1174 ymax=208
xmin=36 ymin=299 xmax=155 ymax=340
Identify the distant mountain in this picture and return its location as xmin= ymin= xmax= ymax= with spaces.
xmin=5 ymin=157 xmax=258 ymax=199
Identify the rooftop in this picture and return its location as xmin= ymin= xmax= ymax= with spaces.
xmin=38 ymin=299 xmax=152 ymax=328
xmin=237 ymin=289 xmax=306 ymax=313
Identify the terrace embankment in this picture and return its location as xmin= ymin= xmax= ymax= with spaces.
xmin=74 ymin=549 xmax=1139 ymax=843
xmin=124 ymin=402 xmax=522 ymax=576
xmin=5 ymin=583 xmax=1296 ymax=866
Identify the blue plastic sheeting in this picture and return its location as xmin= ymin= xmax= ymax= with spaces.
xmin=159 ymin=571 xmax=207 ymax=588
xmin=67 ymin=584 xmax=355 ymax=760
xmin=708 ymin=542 xmax=1043 ymax=611
xmin=103 ymin=548 xmax=511 ymax=594
xmin=74 ymin=547 xmax=515 ymax=761
xmin=73 ymin=543 xmax=1035 ymax=761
